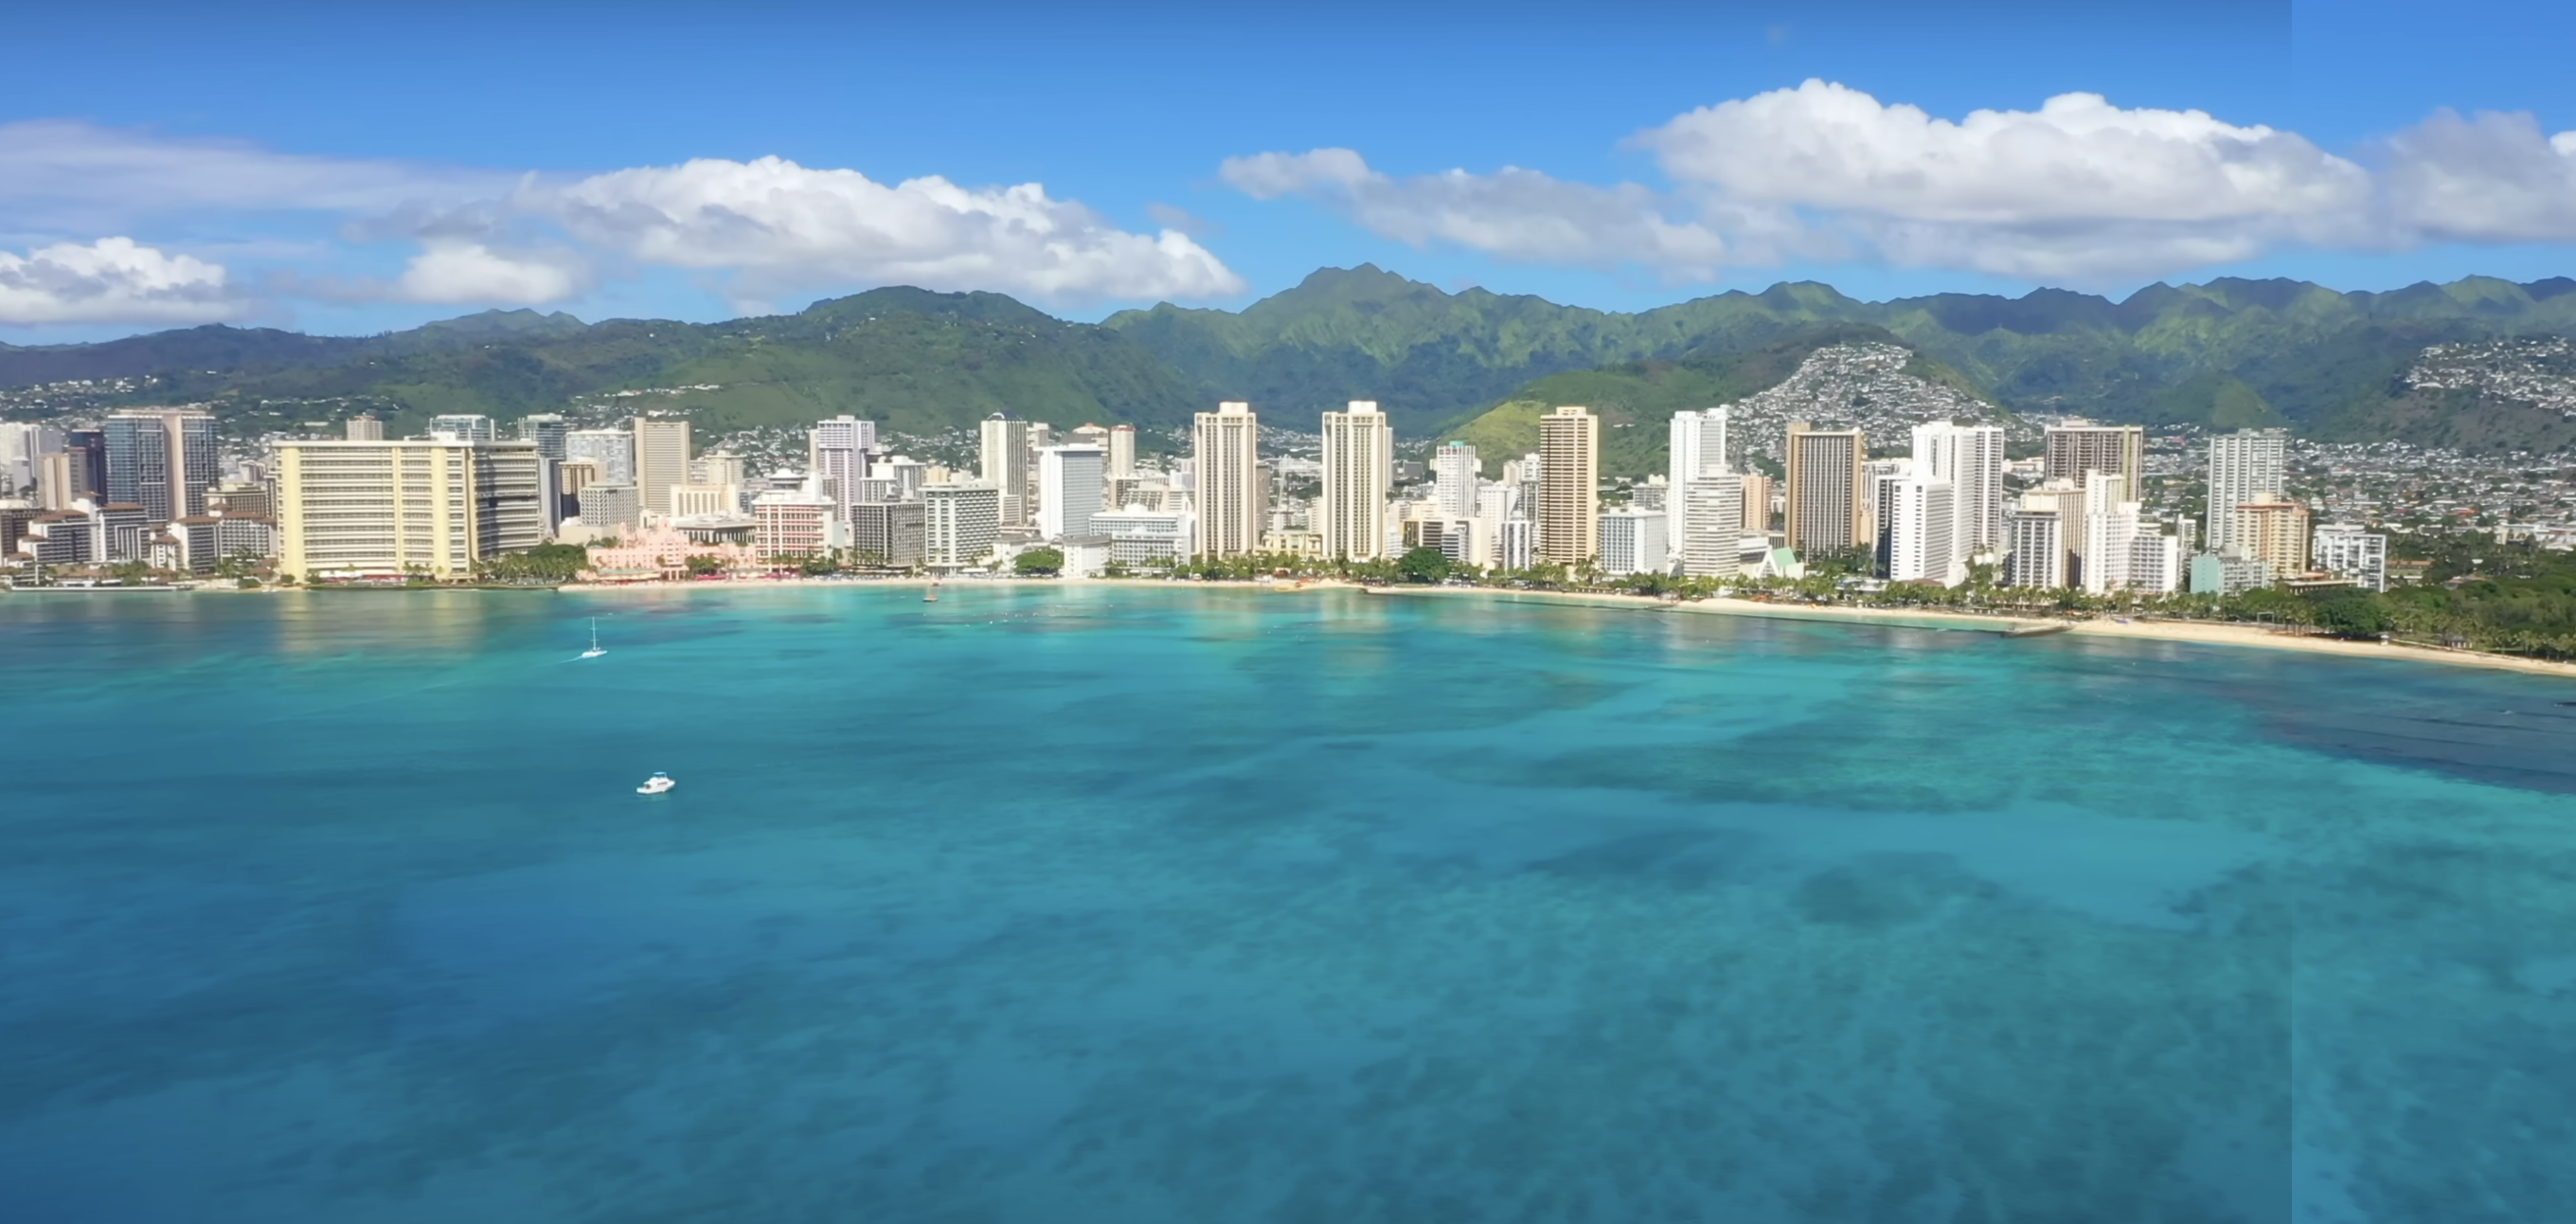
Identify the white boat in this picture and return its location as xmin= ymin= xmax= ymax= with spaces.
xmin=636 ymin=771 xmax=675 ymax=795
xmin=580 ymin=619 xmax=607 ymax=658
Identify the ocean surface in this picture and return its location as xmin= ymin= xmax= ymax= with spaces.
xmin=2 ymin=585 xmax=2571 ymax=1223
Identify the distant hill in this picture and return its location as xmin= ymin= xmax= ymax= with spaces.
xmin=7 ymin=268 xmax=2576 ymax=452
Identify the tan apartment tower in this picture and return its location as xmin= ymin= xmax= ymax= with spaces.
xmin=1107 ymin=423 xmax=1136 ymax=478
xmin=276 ymin=438 xmax=546 ymax=581
xmin=1192 ymin=402 xmax=1262 ymax=557
xmin=2230 ymin=498 xmax=2310 ymax=579
xmin=1320 ymin=401 xmax=1393 ymax=560
xmin=1536 ymin=406 xmax=1599 ymax=567
xmin=631 ymin=418 xmax=691 ymax=523
xmin=1783 ymin=423 xmax=1867 ymax=556
xmin=2044 ymin=422 xmax=2146 ymax=504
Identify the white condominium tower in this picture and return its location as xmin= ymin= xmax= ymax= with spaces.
xmin=1320 ymin=401 xmax=1393 ymax=560
xmin=1911 ymin=421 xmax=2005 ymax=553
xmin=2207 ymin=429 xmax=2287 ymax=553
xmin=631 ymin=417 xmax=691 ymax=524
xmin=1886 ymin=477 xmax=1960 ymax=586
xmin=1669 ymin=406 xmax=1729 ymax=566
xmin=1536 ymin=406 xmax=1599 ymax=566
xmin=1036 ymin=444 xmax=1105 ymax=541
xmin=1783 ymin=423 xmax=1866 ymax=556
xmin=922 ymin=481 xmax=1002 ymax=567
xmin=978 ymin=414 xmax=1032 ymax=527
xmin=1193 ymin=402 xmax=1263 ymax=557
xmin=1678 ymin=474 xmax=1744 ymax=578
xmin=810 ymin=415 xmax=875 ymax=517
xmin=1431 ymin=440 xmax=1479 ymax=519
xmin=565 ymin=429 xmax=635 ymax=486
xmin=2043 ymin=422 xmax=2145 ymax=504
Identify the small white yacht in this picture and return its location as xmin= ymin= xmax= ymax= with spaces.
xmin=636 ymin=772 xmax=675 ymax=795
xmin=580 ymin=619 xmax=607 ymax=658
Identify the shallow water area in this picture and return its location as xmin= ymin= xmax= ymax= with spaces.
xmin=2 ymin=585 xmax=2570 ymax=1223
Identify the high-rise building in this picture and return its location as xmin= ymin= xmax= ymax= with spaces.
xmin=2080 ymin=472 xmax=2139 ymax=594
xmin=565 ymin=429 xmax=635 ymax=486
xmin=2016 ymin=478 xmax=2087 ymax=587
xmin=810 ymin=416 xmax=875 ymax=520
xmin=1597 ymin=508 xmax=1668 ymax=577
xmin=103 ymin=408 xmax=218 ymax=522
xmin=1669 ymin=407 xmax=1729 ymax=567
xmin=345 ymin=415 xmax=384 ymax=441
xmin=631 ymin=418 xmax=690 ymax=521
xmin=752 ymin=486 xmax=839 ymax=561
xmin=577 ymin=483 xmax=640 ymax=531
xmin=1913 ymin=421 xmax=2006 ymax=553
xmin=0 ymin=423 xmax=60 ymax=498
xmin=1318 ymin=402 xmax=1392 ymax=561
xmin=2190 ymin=551 xmax=2273 ymax=596
xmin=1037 ymin=444 xmax=1105 ymax=540
xmin=978 ymin=414 xmax=1032 ymax=526
xmin=2044 ymin=422 xmax=2145 ymax=504
xmin=1678 ymin=476 xmax=1745 ymax=578
xmin=2313 ymin=525 xmax=2388 ymax=591
xmin=1432 ymin=441 xmax=1479 ymax=519
xmin=2005 ymin=508 xmax=2066 ymax=588
xmin=1536 ymin=406 xmax=1599 ymax=567
xmin=2127 ymin=532 xmax=2183 ymax=595
xmin=1866 ymin=457 xmax=1914 ymax=575
xmin=431 ymin=414 xmax=497 ymax=443
xmin=1195 ymin=402 xmax=1265 ymax=557
xmin=2207 ymin=429 xmax=2288 ymax=552
xmin=923 ymin=481 xmax=1002 ymax=567
xmin=517 ymin=413 xmax=568 ymax=460
xmin=1783 ymin=423 xmax=1865 ymax=557
xmin=1107 ymin=424 xmax=1136 ymax=479
xmin=1887 ymin=477 xmax=1960 ymax=586
xmin=1740 ymin=473 xmax=1775 ymax=533
xmin=850 ymin=500 xmax=926 ymax=566
xmin=2231 ymin=498 xmax=2310 ymax=579
xmin=275 ymin=439 xmax=546 ymax=580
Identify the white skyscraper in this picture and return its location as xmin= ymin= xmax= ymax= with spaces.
xmin=2128 ymin=532 xmax=2183 ymax=594
xmin=1887 ymin=477 xmax=1960 ymax=586
xmin=1598 ymin=508 xmax=1669 ymax=577
xmin=1432 ymin=441 xmax=1479 ymax=519
xmin=2314 ymin=525 xmax=2388 ymax=591
xmin=1912 ymin=421 xmax=2007 ymax=554
xmin=2081 ymin=471 xmax=2139 ymax=594
xmin=978 ymin=415 xmax=1032 ymax=527
xmin=922 ymin=481 xmax=1001 ymax=567
xmin=810 ymin=416 xmax=875 ymax=518
xmin=1678 ymin=476 xmax=1745 ymax=578
xmin=2207 ymin=429 xmax=2288 ymax=552
xmin=1320 ymin=401 xmax=1393 ymax=561
xmin=1669 ymin=407 xmax=1729 ymax=567
xmin=2006 ymin=508 xmax=2066 ymax=588
xmin=1193 ymin=402 xmax=1262 ymax=557
xmin=1037 ymin=444 xmax=1105 ymax=541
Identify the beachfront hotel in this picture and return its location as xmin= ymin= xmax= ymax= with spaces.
xmin=1783 ymin=423 xmax=1866 ymax=556
xmin=1192 ymin=402 xmax=1263 ymax=558
xmin=274 ymin=438 xmax=546 ymax=580
xmin=1537 ymin=406 xmax=1599 ymax=567
xmin=1320 ymin=401 xmax=1393 ymax=561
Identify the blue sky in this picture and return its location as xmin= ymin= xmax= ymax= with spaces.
xmin=2 ymin=0 xmax=2571 ymax=341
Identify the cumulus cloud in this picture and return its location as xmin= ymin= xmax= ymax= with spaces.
xmin=394 ymin=242 xmax=591 ymax=305
xmin=531 ymin=156 xmax=1243 ymax=305
xmin=2380 ymin=108 xmax=2576 ymax=243
xmin=0 ymin=237 xmax=241 ymax=325
xmin=1218 ymin=149 xmax=1732 ymax=278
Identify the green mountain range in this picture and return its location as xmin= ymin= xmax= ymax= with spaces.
xmin=6 ymin=265 xmax=2575 ymax=454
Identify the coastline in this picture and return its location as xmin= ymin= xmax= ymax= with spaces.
xmin=23 ymin=573 xmax=2570 ymax=680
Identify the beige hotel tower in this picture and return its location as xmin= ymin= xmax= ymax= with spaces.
xmin=1320 ymin=401 xmax=1394 ymax=560
xmin=1192 ymin=402 xmax=1262 ymax=556
xmin=1784 ymin=423 xmax=1867 ymax=555
xmin=1537 ymin=405 xmax=1599 ymax=566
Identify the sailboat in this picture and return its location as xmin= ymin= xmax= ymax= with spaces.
xmin=579 ymin=619 xmax=607 ymax=658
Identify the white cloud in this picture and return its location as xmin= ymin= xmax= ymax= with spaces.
xmin=2380 ymin=108 xmax=2576 ymax=243
xmin=534 ymin=155 xmax=1243 ymax=305
xmin=1218 ymin=149 xmax=1732 ymax=278
xmin=394 ymin=242 xmax=591 ymax=305
xmin=0 ymin=119 xmax=504 ymax=231
xmin=1640 ymin=81 xmax=2367 ymax=227
xmin=0 ymin=237 xmax=242 ymax=325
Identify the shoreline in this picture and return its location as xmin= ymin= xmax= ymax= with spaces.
xmin=19 ymin=573 xmax=2571 ymax=681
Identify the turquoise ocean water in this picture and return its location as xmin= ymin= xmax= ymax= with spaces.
xmin=2 ymin=585 xmax=2571 ymax=1223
